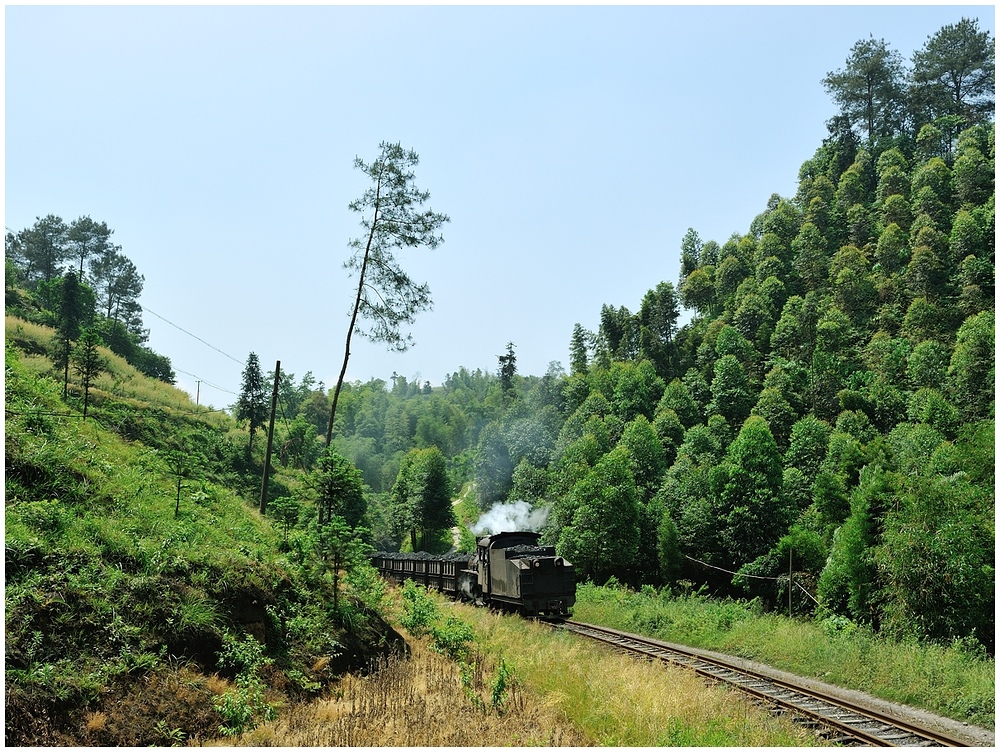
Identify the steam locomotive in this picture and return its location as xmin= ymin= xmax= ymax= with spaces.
xmin=371 ymin=531 xmax=576 ymax=618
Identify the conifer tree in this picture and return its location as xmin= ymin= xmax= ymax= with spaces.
xmin=823 ymin=36 xmax=906 ymax=143
xmin=236 ymin=352 xmax=267 ymax=454
xmin=910 ymin=17 xmax=995 ymax=126
xmin=72 ymin=328 xmax=105 ymax=420
xmin=56 ymin=271 xmax=85 ymax=399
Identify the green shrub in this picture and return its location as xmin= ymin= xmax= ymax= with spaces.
xmin=430 ymin=615 xmax=476 ymax=660
xmin=214 ymin=674 xmax=277 ymax=736
xmin=213 ymin=634 xmax=276 ymax=736
xmin=399 ymin=580 xmax=439 ymax=637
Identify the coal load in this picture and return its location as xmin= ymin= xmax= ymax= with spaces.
xmin=505 ymin=544 xmax=556 ymax=558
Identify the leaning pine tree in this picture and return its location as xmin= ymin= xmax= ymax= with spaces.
xmin=325 ymin=142 xmax=449 ymax=446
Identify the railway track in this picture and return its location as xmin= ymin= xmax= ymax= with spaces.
xmin=554 ymin=620 xmax=975 ymax=747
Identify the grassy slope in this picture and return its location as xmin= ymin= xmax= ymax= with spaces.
xmin=4 ymin=321 xmax=402 ymax=746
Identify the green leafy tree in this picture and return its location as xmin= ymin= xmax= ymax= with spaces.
xmin=14 ymin=215 xmax=70 ymax=307
xmin=910 ymin=18 xmax=995 ymax=126
xmin=751 ymin=388 xmax=797 ymax=449
xmin=235 ymin=353 xmax=267 ymax=454
xmin=907 ymin=388 xmax=960 ymax=437
xmin=907 ymin=339 xmax=949 ymax=389
xmin=388 ymin=451 xmax=418 ymax=548
xmin=615 ymin=415 xmax=667 ymax=503
xmin=875 ymin=473 xmax=994 ymax=647
xmin=657 ymin=377 xmax=700 ymax=429
xmin=714 ymin=324 xmax=758 ymax=371
xmin=876 ymin=147 xmax=911 ymax=200
xmin=88 ymin=248 xmax=143 ymax=330
xmin=680 ymin=266 xmax=716 ymax=314
xmin=54 ymin=271 xmax=90 ymax=398
xmin=823 ymin=35 xmax=906 ymax=143
xmin=498 ymin=341 xmax=517 ymax=401
xmin=326 ymin=142 xmax=449 ymax=445
xmin=679 ymin=227 xmax=704 ymax=278
xmin=816 ymin=467 xmax=894 ymax=623
xmin=791 ymin=223 xmax=830 ymax=292
xmin=952 ymin=129 xmax=995 ymax=206
xmin=72 ymin=327 xmax=105 ymax=420
xmin=569 ymin=323 xmax=591 ymax=376
xmin=310 ymin=515 xmax=374 ymax=612
xmin=315 ymin=449 xmax=366 ymax=528
xmin=598 ymin=304 xmax=639 ymax=361
xmin=638 ymin=281 xmax=680 ymax=378
xmin=557 ymin=447 xmax=640 ymax=584
xmin=280 ymin=415 xmax=323 ymax=470
xmin=785 ymin=415 xmax=832 ymax=483
xmin=392 ymin=446 xmax=455 ymax=550
xmin=708 ymin=416 xmax=787 ymax=567
xmin=268 ymin=495 xmax=302 ymax=543
xmin=714 ymin=254 xmax=751 ymax=307
xmin=605 ymin=359 xmax=665 ymax=423
xmin=956 ymin=253 xmax=994 ymax=318
xmin=946 ymin=310 xmax=994 ymax=421
xmin=707 ymin=354 xmax=753 ymax=426
xmin=67 ymin=215 xmax=115 ymax=277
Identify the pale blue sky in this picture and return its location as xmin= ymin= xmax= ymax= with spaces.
xmin=5 ymin=5 xmax=995 ymax=406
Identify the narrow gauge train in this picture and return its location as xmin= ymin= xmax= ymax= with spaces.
xmin=371 ymin=531 xmax=576 ymax=618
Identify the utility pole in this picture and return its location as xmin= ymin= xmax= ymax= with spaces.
xmin=259 ymin=360 xmax=280 ymax=516
xmin=788 ymin=547 xmax=793 ymax=619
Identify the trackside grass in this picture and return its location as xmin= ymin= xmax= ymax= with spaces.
xmin=573 ymin=582 xmax=995 ymax=730
xmin=223 ymin=585 xmax=823 ymax=747
xmin=453 ymin=602 xmax=823 ymax=746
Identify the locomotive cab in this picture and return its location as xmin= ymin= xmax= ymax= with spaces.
xmin=476 ymin=531 xmax=575 ymax=617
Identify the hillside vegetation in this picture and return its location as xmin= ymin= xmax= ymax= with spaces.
xmin=4 ymin=335 xmax=404 ymax=745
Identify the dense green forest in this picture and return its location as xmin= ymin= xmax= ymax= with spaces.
xmin=6 ymin=12 xmax=995 ymax=686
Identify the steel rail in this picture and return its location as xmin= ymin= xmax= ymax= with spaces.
xmin=555 ymin=619 xmax=971 ymax=747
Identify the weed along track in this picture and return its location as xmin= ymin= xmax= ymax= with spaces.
xmin=554 ymin=620 xmax=978 ymax=747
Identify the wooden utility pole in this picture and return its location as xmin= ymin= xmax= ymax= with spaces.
xmin=788 ymin=548 xmax=793 ymax=619
xmin=259 ymin=360 xmax=280 ymax=516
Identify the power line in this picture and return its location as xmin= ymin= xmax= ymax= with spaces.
xmin=684 ymin=553 xmax=821 ymax=605
xmin=684 ymin=554 xmax=781 ymax=582
xmin=140 ymin=304 xmax=245 ymax=366
xmin=174 ymin=368 xmax=237 ymax=397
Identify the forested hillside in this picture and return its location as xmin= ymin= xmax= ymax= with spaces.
xmin=344 ymin=19 xmax=996 ymax=652
xmin=5 ymin=17 xmax=994 ymax=719
xmin=326 ymin=20 xmax=995 ymax=652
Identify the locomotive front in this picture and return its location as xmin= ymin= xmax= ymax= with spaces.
xmin=476 ymin=531 xmax=575 ymax=617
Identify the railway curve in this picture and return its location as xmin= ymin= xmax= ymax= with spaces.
xmin=553 ymin=620 xmax=993 ymax=747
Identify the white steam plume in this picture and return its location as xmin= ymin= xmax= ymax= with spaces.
xmin=470 ymin=500 xmax=549 ymax=536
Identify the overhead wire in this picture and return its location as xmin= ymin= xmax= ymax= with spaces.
xmin=174 ymin=368 xmax=237 ymax=397
xmin=139 ymin=304 xmax=245 ymax=366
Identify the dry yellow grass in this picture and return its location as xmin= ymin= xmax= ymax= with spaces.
xmin=84 ymin=711 xmax=108 ymax=734
xmin=218 ymin=600 xmax=825 ymax=747
xmin=221 ymin=638 xmax=591 ymax=747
